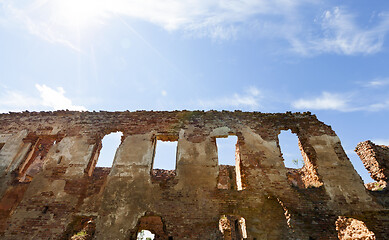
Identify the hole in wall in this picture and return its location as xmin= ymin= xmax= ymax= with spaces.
xmin=217 ymin=136 xmax=238 ymax=166
xmin=132 ymin=215 xmax=168 ymax=240
xmin=152 ymin=137 xmax=177 ymax=180
xmin=95 ymin=132 xmax=123 ymax=168
xmin=278 ymin=130 xmax=323 ymax=189
xmin=278 ymin=130 xmax=304 ymax=169
xmin=336 ymin=216 xmax=375 ymax=240
xmin=216 ymin=136 xmax=243 ymax=190
xmin=137 ymin=230 xmax=155 ymax=240
xmin=153 ymin=139 xmax=177 ymax=170
xmin=219 ymin=215 xmax=247 ymax=240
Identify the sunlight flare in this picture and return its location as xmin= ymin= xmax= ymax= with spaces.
xmin=56 ymin=0 xmax=108 ymax=28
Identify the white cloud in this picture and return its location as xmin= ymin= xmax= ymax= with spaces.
xmin=290 ymin=7 xmax=389 ymax=55
xmin=0 ymin=0 xmax=307 ymax=47
xmin=35 ymin=84 xmax=86 ymax=111
xmin=161 ymin=90 xmax=167 ymax=96
xmin=366 ymin=78 xmax=389 ymax=87
xmin=197 ymin=87 xmax=262 ymax=109
xmin=0 ymin=84 xmax=86 ymax=113
xmin=372 ymin=139 xmax=389 ymax=146
xmin=292 ymin=92 xmax=351 ymax=111
xmin=367 ymin=100 xmax=389 ymax=111
xmin=2 ymin=2 xmax=389 ymax=56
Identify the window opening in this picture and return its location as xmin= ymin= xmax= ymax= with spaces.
xmin=278 ymin=130 xmax=323 ymax=188
xmin=137 ymin=230 xmax=155 ymax=240
xmin=95 ymin=132 xmax=123 ymax=168
xmin=219 ymin=215 xmax=247 ymax=240
xmin=152 ymin=137 xmax=177 ymax=180
xmin=133 ymin=215 xmax=167 ymax=239
xmin=216 ymin=136 xmax=243 ymax=190
xmin=217 ymin=136 xmax=238 ymax=165
xmin=153 ymin=138 xmax=177 ymax=170
xmin=278 ymin=130 xmax=304 ymax=169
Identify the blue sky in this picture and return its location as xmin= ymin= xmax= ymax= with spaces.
xmin=1 ymin=0 xmax=389 ymax=182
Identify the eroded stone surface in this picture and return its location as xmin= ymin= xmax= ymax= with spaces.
xmin=0 ymin=110 xmax=387 ymax=239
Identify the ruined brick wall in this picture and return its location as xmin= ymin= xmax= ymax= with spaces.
xmin=0 ymin=111 xmax=388 ymax=240
xmin=355 ymin=141 xmax=389 ymax=185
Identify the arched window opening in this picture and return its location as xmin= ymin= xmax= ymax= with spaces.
xmin=95 ymin=132 xmax=123 ymax=168
xmin=216 ymin=136 xmax=243 ymax=190
xmin=219 ymin=215 xmax=247 ymax=240
xmin=278 ymin=130 xmax=323 ymax=188
xmin=137 ymin=230 xmax=155 ymax=240
xmin=336 ymin=216 xmax=375 ymax=240
xmin=132 ymin=215 xmax=168 ymax=240
xmin=152 ymin=136 xmax=177 ymax=180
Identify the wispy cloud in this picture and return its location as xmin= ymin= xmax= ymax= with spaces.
xmin=367 ymin=100 xmax=389 ymax=111
xmin=365 ymin=77 xmax=389 ymax=87
xmin=197 ymin=86 xmax=262 ymax=109
xmin=292 ymin=92 xmax=352 ymax=111
xmin=2 ymin=1 xmax=389 ymax=56
xmin=290 ymin=7 xmax=389 ymax=55
xmin=292 ymin=89 xmax=389 ymax=112
xmin=1 ymin=0 xmax=307 ymax=47
xmin=0 ymin=84 xmax=86 ymax=113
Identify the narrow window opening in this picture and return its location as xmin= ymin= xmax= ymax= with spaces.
xmin=219 ymin=215 xmax=247 ymax=240
xmin=278 ymin=130 xmax=304 ymax=169
xmin=336 ymin=216 xmax=375 ymax=240
xmin=95 ymin=132 xmax=123 ymax=168
xmin=216 ymin=136 xmax=243 ymax=190
xmin=137 ymin=230 xmax=155 ymax=240
xmin=278 ymin=130 xmax=323 ymax=188
xmin=152 ymin=137 xmax=177 ymax=180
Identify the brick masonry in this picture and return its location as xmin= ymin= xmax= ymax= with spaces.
xmin=0 ymin=110 xmax=387 ymax=239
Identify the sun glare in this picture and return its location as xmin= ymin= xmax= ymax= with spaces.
xmin=56 ymin=0 xmax=108 ymax=28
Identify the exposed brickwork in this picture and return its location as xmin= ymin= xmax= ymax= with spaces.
xmin=355 ymin=140 xmax=389 ymax=183
xmin=336 ymin=216 xmax=375 ymax=240
xmin=0 ymin=111 xmax=387 ymax=239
